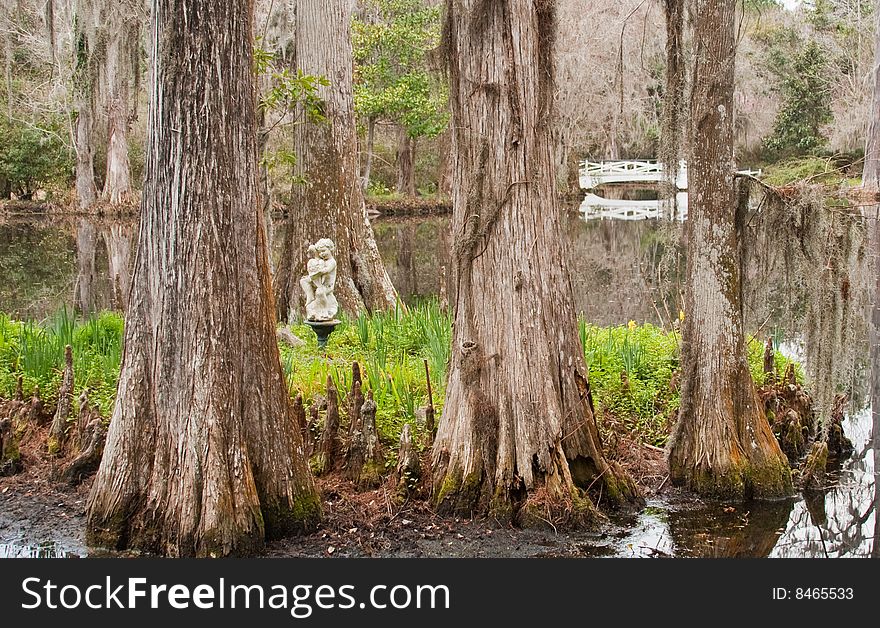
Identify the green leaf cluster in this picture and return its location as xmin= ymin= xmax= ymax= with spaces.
xmin=0 ymin=114 xmax=73 ymax=199
xmin=763 ymin=39 xmax=833 ymax=157
xmin=254 ymin=41 xmax=328 ymax=178
xmin=353 ymin=0 xmax=448 ymax=138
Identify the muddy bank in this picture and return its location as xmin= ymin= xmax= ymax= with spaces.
xmin=0 ymin=472 xmax=647 ymax=559
xmin=0 ymin=473 xmax=90 ymax=557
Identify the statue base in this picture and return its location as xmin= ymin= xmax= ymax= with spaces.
xmin=305 ymin=319 xmax=341 ymax=349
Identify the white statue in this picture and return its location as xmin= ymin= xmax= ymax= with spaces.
xmin=300 ymin=238 xmax=339 ymax=322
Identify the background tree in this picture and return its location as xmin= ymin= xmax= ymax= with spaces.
xmin=86 ymin=0 xmax=321 ymax=557
xmin=274 ymin=0 xmax=397 ymax=320
xmin=863 ymin=0 xmax=880 ymax=188
xmin=71 ymin=0 xmax=99 ymax=210
xmin=762 ymin=39 xmax=833 ymax=157
xmin=353 ymin=0 xmax=448 ymax=196
xmin=667 ymin=0 xmax=792 ymax=499
xmin=100 ymin=1 xmax=141 ymax=205
xmin=432 ymin=0 xmax=638 ymax=524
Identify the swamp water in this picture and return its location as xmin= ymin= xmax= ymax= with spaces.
xmin=0 ymin=207 xmax=876 ymax=557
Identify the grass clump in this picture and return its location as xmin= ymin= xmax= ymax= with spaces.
xmin=760 ymin=156 xmax=861 ymax=188
xmin=0 ymin=308 xmax=121 ymax=415
xmin=580 ymin=321 xmax=801 ymax=447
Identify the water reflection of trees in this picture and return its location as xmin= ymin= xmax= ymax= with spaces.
xmin=368 ymin=213 xmax=687 ymax=326
xmin=0 ymin=219 xmax=76 ymax=318
xmin=663 ymin=499 xmax=794 ymax=558
xmin=0 ymin=215 xmax=134 ymax=319
xmin=771 ymin=445 xmax=875 ymax=558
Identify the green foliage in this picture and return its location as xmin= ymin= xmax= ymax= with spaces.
xmin=0 ymin=309 xmax=122 ymax=415
xmin=760 ymin=155 xmax=858 ymax=186
xmin=353 ymin=0 xmax=448 ymax=138
xmin=747 ymin=334 xmax=804 ymax=387
xmin=579 ymin=322 xmax=801 ymax=447
xmin=0 ymin=114 xmax=73 ymax=199
xmin=744 ymin=0 xmax=780 ymax=9
xmin=762 ymin=39 xmax=833 ymax=157
xmin=281 ymin=300 xmax=450 ymax=444
xmin=0 ymin=306 xmax=803 ymax=453
xmin=254 ymin=40 xmax=328 ymax=181
xmin=580 ymin=322 xmax=680 ymax=446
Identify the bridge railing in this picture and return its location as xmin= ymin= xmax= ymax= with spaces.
xmin=578 ymin=159 xmax=761 ymax=192
xmin=579 ymin=160 xmax=688 ymax=190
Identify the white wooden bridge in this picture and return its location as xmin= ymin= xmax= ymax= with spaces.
xmin=579 ymin=160 xmax=689 ymax=190
xmin=578 ymin=160 xmax=761 ymax=221
xmin=578 ymin=159 xmax=762 ymax=191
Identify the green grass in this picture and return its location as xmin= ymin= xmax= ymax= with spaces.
xmin=0 ymin=308 xmax=121 ymax=415
xmin=0 ymin=304 xmax=800 ymax=450
xmin=580 ymin=322 xmax=801 ymax=447
xmin=281 ymin=301 xmax=450 ymax=444
xmin=760 ymin=156 xmax=860 ymax=188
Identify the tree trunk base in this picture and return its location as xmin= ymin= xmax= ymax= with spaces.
xmin=669 ymin=455 xmax=792 ymax=500
xmin=394 ymin=423 xmax=420 ymax=502
xmin=433 ymin=448 xmax=606 ymax=529
xmin=0 ymin=416 xmax=22 ymax=477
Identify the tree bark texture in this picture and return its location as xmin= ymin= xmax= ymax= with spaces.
xmin=86 ymin=0 xmax=321 ymax=557
xmin=865 ymin=0 xmax=880 ymax=560
xmin=667 ymin=0 xmax=791 ymax=499
xmin=661 ymin=0 xmax=686 ymax=186
xmin=432 ymin=0 xmax=638 ymax=525
xmin=49 ymin=345 xmax=75 ymax=452
xmin=396 ymin=126 xmax=416 ymax=197
xmin=863 ymin=204 xmax=880 ymax=558
xmin=72 ymin=0 xmax=99 ymax=210
xmin=275 ymin=0 xmax=396 ymax=321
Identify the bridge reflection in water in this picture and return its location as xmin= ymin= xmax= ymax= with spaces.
xmin=579 ymin=191 xmax=689 ymax=221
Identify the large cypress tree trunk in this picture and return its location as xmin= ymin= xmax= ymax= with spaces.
xmin=863 ymin=2 xmax=880 ymax=191
xmin=869 ymin=223 xmax=880 ymax=558
xmin=432 ymin=0 xmax=638 ymax=526
xmin=86 ymin=0 xmax=321 ymax=557
xmin=275 ymin=0 xmax=396 ymax=321
xmin=863 ymin=0 xmax=880 ymax=559
xmin=667 ymin=0 xmax=791 ymax=499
